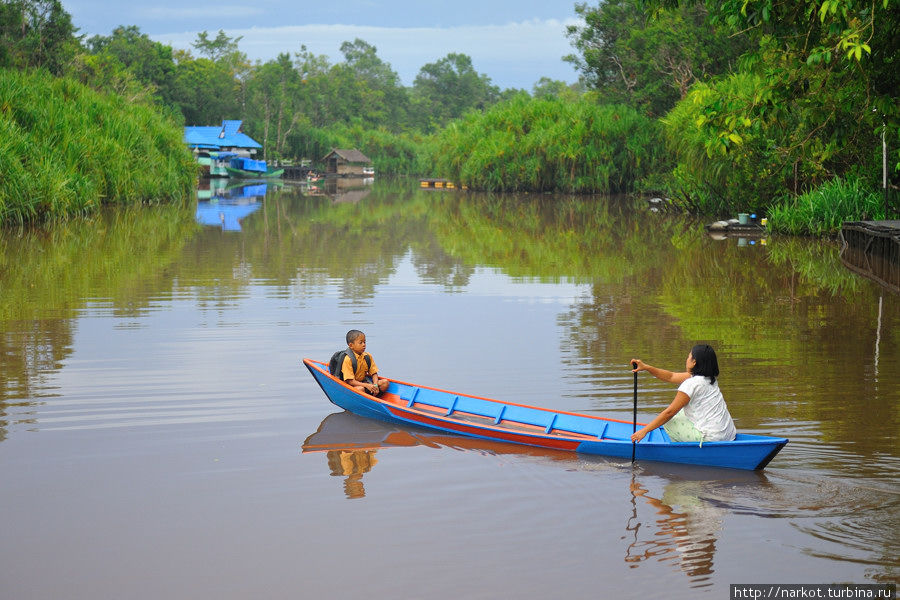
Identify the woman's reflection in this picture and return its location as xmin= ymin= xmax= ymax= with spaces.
xmin=624 ymin=466 xmax=770 ymax=588
xmin=626 ymin=477 xmax=720 ymax=585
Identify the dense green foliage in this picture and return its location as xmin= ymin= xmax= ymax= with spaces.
xmin=565 ymin=0 xmax=750 ymax=117
xmin=0 ymin=0 xmax=78 ymax=75
xmin=2 ymin=0 xmax=897 ymax=227
xmin=431 ymin=95 xmax=661 ymax=193
xmin=0 ymin=69 xmax=196 ymax=224
xmin=570 ymin=0 xmax=898 ymax=221
xmin=766 ymin=176 xmax=886 ymax=236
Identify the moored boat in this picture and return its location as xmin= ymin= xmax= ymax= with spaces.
xmin=225 ymin=156 xmax=283 ymax=179
xmin=302 ymin=359 xmax=788 ymax=470
xmin=225 ymin=166 xmax=284 ymax=179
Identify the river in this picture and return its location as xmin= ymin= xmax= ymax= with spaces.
xmin=1 ymin=179 xmax=897 ymax=599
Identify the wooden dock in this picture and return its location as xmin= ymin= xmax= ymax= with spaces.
xmin=840 ymin=220 xmax=900 ymax=293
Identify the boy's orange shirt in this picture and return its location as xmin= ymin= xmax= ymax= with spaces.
xmin=340 ymin=351 xmax=378 ymax=382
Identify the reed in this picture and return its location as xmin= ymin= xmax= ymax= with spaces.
xmin=429 ymin=95 xmax=661 ymax=193
xmin=0 ymin=68 xmax=197 ymax=226
xmin=766 ymin=176 xmax=884 ymax=236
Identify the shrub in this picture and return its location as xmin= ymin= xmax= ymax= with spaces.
xmin=766 ymin=176 xmax=884 ymax=236
xmin=429 ymin=94 xmax=662 ymax=193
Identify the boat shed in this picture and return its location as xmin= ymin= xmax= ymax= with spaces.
xmin=323 ymin=148 xmax=372 ymax=176
xmin=184 ymin=120 xmax=262 ymax=156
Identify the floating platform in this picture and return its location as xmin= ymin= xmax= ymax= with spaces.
xmin=419 ymin=178 xmax=464 ymax=190
xmin=840 ymin=220 xmax=900 ymax=293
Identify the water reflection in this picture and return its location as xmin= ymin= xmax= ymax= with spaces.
xmin=626 ymin=476 xmax=720 ymax=587
xmin=3 ymin=181 xmax=899 ymax=594
xmin=302 ymin=411 xmax=576 ymax=499
xmin=195 ymin=181 xmax=267 ymax=231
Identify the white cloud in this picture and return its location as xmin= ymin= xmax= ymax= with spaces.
xmin=138 ymin=5 xmax=265 ymax=20
xmin=152 ymin=18 xmax=580 ymax=89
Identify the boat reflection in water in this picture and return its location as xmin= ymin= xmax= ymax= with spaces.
xmin=301 ymin=411 xmax=575 ymax=499
xmin=195 ymin=182 xmax=267 ymax=231
xmin=303 ymin=411 xmax=771 ymax=588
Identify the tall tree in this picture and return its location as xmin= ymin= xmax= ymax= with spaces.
xmin=169 ymin=50 xmax=239 ymax=125
xmin=246 ymin=53 xmax=302 ymax=159
xmin=85 ymin=25 xmax=177 ymax=105
xmin=412 ymin=53 xmax=499 ymax=131
xmin=565 ymin=0 xmax=750 ymax=116
xmin=337 ymin=38 xmax=409 ymax=129
xmin=0 ymin=0 xmax=78 ymax=74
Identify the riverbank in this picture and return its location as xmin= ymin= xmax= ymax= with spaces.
xmin=0 ymin=69 xmax=196 ymax=226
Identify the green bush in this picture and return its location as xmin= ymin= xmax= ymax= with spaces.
xmin=766 ymin=176 xmax=884 ymax=236
xmin=429 ymin=94 xmax=662 ymax=193
xmin=0 ymin=68 xmax=196 ymax=225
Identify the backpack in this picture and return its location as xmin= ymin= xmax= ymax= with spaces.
xmin=328 ymin=349 xmax=372 ymax=380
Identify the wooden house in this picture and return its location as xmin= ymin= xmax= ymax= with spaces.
xmin=323 ymin=148 xmax=372 ymax=177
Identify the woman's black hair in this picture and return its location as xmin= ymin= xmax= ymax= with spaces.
xmin=690 ymin=344 xmax=719 ymax=384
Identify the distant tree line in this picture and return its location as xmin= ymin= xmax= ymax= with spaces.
xmin=2 ymin=1 xmax=583 ymax=173
xmin=1 ymin=0 xmax=897 ymax=229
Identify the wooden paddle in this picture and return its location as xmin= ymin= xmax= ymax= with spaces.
xmin=631 ymin=361 xmax=638 ymax=463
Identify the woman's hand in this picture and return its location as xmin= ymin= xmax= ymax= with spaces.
xmin=631 ymin=427 xmax=648 ymax=443
xmin=630 ymin=359 xmax=647 ymax=373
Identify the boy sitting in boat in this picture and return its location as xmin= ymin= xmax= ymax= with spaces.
xmin=338 ymin=329 xmax=389 ymax=396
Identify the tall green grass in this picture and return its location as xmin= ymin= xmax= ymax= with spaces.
xmin=766 ymin=176 xmax=884 ymax=236
xmin=429 ymin=94 xmax=662 ymax=193
xmin=0 ymin=68 xmax=197 ymax=225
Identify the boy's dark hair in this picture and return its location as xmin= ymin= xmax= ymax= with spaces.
xmin=346 ymin=329 xmax=365 ymax=345
xmin=690 ymin=344 xmax=719 ymax=384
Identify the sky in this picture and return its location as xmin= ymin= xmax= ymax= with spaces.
xmin=62 ymin=1 xmax=584 ymax=90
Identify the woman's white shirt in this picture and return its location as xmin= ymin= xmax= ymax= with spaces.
xmin=677 ymin=375 xmax=736 ymax=441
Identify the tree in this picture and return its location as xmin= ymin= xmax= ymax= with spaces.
xmin=169 ymin=50 xmax=239 ymax=125
xmin=532 ymin=77 xmax=584 ymax=100
xmin=654 ymin=0 xmax=899 ymax=206
xmin=192 ymin=29 xmax=242 ymax=63
xmin=85 ymin=25 xmax=177 ymax=105
xmin=246 ymin=53 xmax=303 ymax=159
xmin=412 ymin=53 xmax=499 ymax=131
xmin=337 ymin=38 xmax=409 ymax=130
xmin=0 ymin=0 xmax=78 ymax=74
xmin=191 ymin=30 xmax=251 ymax=115
xmin=565 ymin=0 xmax=750 ymax=116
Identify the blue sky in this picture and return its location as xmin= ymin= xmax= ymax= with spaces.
xmin=62 ymin=1 xmax=584 ymax=90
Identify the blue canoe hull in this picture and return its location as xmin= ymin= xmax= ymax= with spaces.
xmin=303 ymin=359 xmax=788 ymax=471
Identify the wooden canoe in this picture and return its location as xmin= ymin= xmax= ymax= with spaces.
xmin=302 ymin=359 xmax=788 ymax=470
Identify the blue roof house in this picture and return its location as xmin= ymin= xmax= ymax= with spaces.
xmin=184 ymin=119 xmax=262 ymax=152
xmin=185 ymin=120 xmax=263 ymax=176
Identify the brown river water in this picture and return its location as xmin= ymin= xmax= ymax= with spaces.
xmin=1 ymin=179 xmax=897 ymax=599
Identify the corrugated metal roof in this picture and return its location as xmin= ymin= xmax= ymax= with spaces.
xmin=323 ymin=148 xmax=372 ymax=163
xmin=184 ymin=120 xmax=262 ymax=150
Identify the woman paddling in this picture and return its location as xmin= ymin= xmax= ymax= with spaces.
xmin=630 ymin=345 xmax=736 ymax=444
